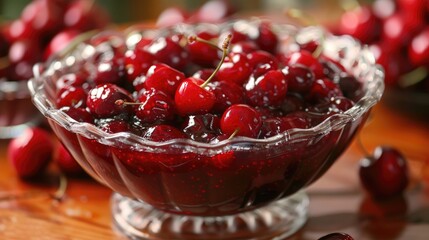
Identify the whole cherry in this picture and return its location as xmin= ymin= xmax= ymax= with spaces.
xmin=245 ymin=69 xmax=288 ymax=107
xmin=318 ymin=232 xmax=354 ymax=240
xmin=220 ymin=104 xmax=262 ymax=138
xmin=86 ymin=83 xmax=133 ymax=118
xmin=359 ymin=146 xmax=409 ymax=199
xmin=7 ymin=127 xmax=54 ymax=178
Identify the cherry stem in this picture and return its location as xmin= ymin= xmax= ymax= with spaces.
xmin=285 ymin=8 xmax=316 ymax=26
xmin=0 ymin=56 xmax=10 ymax=70
xmin=312 ymin=34 xmax=325 ymax=58
xmin=199 ymin=33 xmax=232 ymax=89
xmin=398 ymin=67 xmax=428 ymax=88
xmin=228 ymin=128 xmax=240 ymax=140
xmin=115 ymin=99 xmax=141 ymax=106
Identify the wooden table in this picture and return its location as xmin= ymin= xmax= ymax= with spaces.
xmin=0 ymin=99 xmax=428 ymax=240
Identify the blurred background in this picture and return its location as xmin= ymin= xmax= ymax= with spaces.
xmin=0 ymin=0 xmax=374 ymax=23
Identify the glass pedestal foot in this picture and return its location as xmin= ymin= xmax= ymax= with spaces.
xmin=112 ymin=191 xmax=309 ymax=240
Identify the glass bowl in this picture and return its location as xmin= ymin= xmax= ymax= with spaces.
xmin=0 ymin=76 xmax=43 ymax=139
xmin=28 ymin=21 xmax=384 ymax=240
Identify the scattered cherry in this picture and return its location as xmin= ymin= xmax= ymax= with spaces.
xmin=54 ymin=142 xmax=84 ymax=175
xmin=318 ymin=232 xmax=354 ymax=240
xmin=359 ymin=146 xmax=409 ymax=199
xmin=86 ymin=83 xmax=133 ymax=118
xmin=7 ymin=127 xmax=54 ymax=178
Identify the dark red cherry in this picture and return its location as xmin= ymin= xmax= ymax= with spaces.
xmin=142 ymin=125 xmax=186 ymax=142
xmin=97 ymin=119 xmax=131 ymax=133
xmin=55 ymin=72 xmax=89 ymax=92
xmin=307 ymin=97 xmax=355 ymax=119
xmin=146 ymin=35 xmax=188 ymax=70
xmin=192 ymin=68 xmax=218 ymax=82
xmin=217 ymin=52 xmax=252 ymax=85
xmin=60 ymin=107 xmax=94 ymax=124
xmin=187 ymin=31 xmax=221 ymax=67
xmin=258 ymin=114 xmax=309 ymax=139
xmin=318 ymin=232 xmax=354 ymax=240
xmin=279 ymin=93 xmax=307 ymax=114
xmin=333 ymin=74 xmax=363 ymax=101
xmin=134 ymin=88 xmax=175 ymax=124
xmin=22 ymin=0 xmax=64 ymax=35
xmin=43 ymin=29 xmax=79 ymax=60
xmin=319 ymin=57 xmax=347 ymax=80
xmin=283 ymin=50 xmax=325 ymax=80
xmin=56 ymin=86 xmax=87 ymax=108
xmin=220 ymin=104 xmax=262 ymax=138
xmin=281 ymin=64 xmax=315 ymax=94
xmin=3 ymin=19 xmax=38 ymax=42
xmin=381 ymin=12 xmax=424 ymax=51
xmin=181 ymin=113 xmax=221 ymax=143
xmin=64 ymin=0 xmax=109 ymax=31
xmin=307 ymin=78 xmax=343 ymax=103
xmin=245 ymin=69 xmax=288 ymax=107
xmin=338 ymin=6 xmax=381 ymax=44
xmin=224 ymin=28 xmax=249 ymax=44
xmin=247 ymin=50 xmax=279 ymax=77
xmin=359 ymin=146 xmax=409 ymax=199
xmin=8 ymin=40 xmax=41 ymax=64
xmin=209 ymin=80 xmax=245 ymax=113
xmin=92 ymin=60 xmax=125 ymax=85
xmin=135 ymin=63 xmax=185 ymax=97
xmin=174 ymin=77 xmax=216 ymax=116
xmin=254 ymin=21 xmax=278 ymax=54
xmin=86 ymin=84 xmax=133 ymax=118
xmin=230 ymin=41 xmax=259 ymax=54
xmin=409 ymin=27 xmax=429 ymax=67
xmin=124 ymin=48 xmax=156 ymax=82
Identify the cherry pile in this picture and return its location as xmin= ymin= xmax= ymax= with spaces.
xmin=0 ymin=0 xmax=109 ymax=82
xmin=334 ymin=0 xmax=429 ymax=92
xmin=52 ymin=20 xmax=363 ymax=143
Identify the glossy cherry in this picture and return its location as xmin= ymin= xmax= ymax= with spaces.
xmin=187 ymin=31 xmax=221 ymax=67
xmin=258 ymin=114 xmax=309 ymax=138
xmin=124 ymin=48 xmax=156 ymax=82
xmin=92 ymin=60 xmax=125 ymax=85
xmin=145 ymin=35 xmax=188 ymax=70
xmin=318 ymin=232 xmax=354 ymax=240
xmin=220 ymin=104 xmax=262 ymax=138
xmin=63 ymin=0 xmax=109 ymax=31
xmin=338 ymin=5 xmax=381 ymax=44
xmin=135 ymin=63 xmax=185 ymax=96
xmin=86 ymin=83 xmax=133 ymax=118
xmin=282 ymin=64 xmax=315 ymax=94
xmin=60 ymin=107 xmax=94 ymax=123
xmin=209 ymin=80 xmax=245 ymax=113
xmin=56 ymin=86 xmax=87 ymax=108
xmin=44 ymin=29 xmax=80 ymax=60
xmin=409 ymin=27 xmax=429 ymax=67
xmin=174 ymin=77 xmax=216 ymax=116
xmin=254 ymin=21 xmax=278 ymax=54
xmin=245 ymin=69 xmax=288 ymax=107
xmin=247 ymin=50 xmax=279 ymax=77
xmin=22 ymin=0 xmax=65 ymax=36
xmin=156 ymin=7 xmax=189 ymax=27
xmin=142 ymin=124 xmax=186 ymax=142
xmin=217 ymin=52 xmax=252 ymax=85
xmin=283 ymin=50 xmax=325 ymax=80
xmin=181 ymin=113 xmax=221 ymax=143
xmin=307 ymin=78 xmax=343 ymax=103
xmin=359 ymin=146 xmax=409 ymax=199
xmin=97 ymin=119 xmax=131 ymax=133
xmin=7 ymin=127 xmax=54 ymax=178
xmin=133 ymin=88 xmax=175 ymax=124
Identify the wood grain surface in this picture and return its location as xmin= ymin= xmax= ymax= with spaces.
xmin=0 ymin=99 xmax=428 ymax=240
